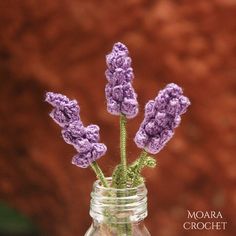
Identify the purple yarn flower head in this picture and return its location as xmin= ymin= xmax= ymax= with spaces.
xmin=134 ymin=83 xmax=190 ymax=154
xmin=105 ymin=42 xmax=138 ymax=118
xmin=45 ymin=92 xmax=80 ymax=127
xmin=45 ymin=92 xmax=107 ymax=168
xmin=72 ymin=143 xmax=107 ymax=168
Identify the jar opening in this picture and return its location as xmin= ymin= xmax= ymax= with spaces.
xmin=90 ymin=177 xmax=148 ymax=223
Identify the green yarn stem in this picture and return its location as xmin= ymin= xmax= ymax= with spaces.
xmin=117 ymin=114 xmax=131 ymax=234
xmin=90 ymin=161 xmax=109 ymax=188
xmin=131 ymin=150 xmax=148 ymax=187
xmin=119 ymin=114 xmax=127 ymax=187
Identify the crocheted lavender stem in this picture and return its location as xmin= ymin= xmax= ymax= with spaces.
xmin=134 ymin=83 xmax=190 ymax=154
xmin=105 ymin=42 xmax=138 ymax=118
xmin=45 ymin=92 xmax=107 ymax=168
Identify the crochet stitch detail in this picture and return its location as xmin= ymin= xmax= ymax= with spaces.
xmin=45 ymin=92 xmax=107 ymax=168
xmin=134 ymin=83 xmax=190 ymax=154
xmin=105 ymin=42 xmax=138 ymax=118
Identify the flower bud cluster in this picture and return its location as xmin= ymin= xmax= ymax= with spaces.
xmin=46 ymin=92 xmax=107 ymax=168
xmin=105 ymin=42 xmax=138 ymax=118
xmin=134 ymin=83 xmax=190 ymax=154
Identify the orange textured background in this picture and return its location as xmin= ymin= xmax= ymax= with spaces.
xmin=0 ymin=0 xmax=235 ymax=235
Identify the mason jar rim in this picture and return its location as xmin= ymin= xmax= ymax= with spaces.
xmin=90 ymin=177 xmax=148 ymax=223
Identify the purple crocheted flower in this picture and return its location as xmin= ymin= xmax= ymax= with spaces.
xmin=72 ymin=143 xmax=107 ymax=168
xmin=105 ymin=42 xmax=138 ymax=118
xmin=134 ymin=83 xmax=190 ymax=154
xmin=45 ymin=92 xmax=81 ymax=127
xmin=45 ymin=92 xmax=107 ymax=168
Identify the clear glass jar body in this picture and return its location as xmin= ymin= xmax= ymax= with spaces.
xmin=85 ymin=178 xmax=151 ymax=236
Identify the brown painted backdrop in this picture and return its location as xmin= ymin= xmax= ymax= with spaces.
xmin=0 ymin=0 xmax=235 ymax=235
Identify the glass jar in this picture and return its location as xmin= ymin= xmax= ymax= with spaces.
xmin=85 ymin=178 xmax=150 ymax=236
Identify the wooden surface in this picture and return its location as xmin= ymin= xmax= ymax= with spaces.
xmin=0 ymin=0 xmax=235 ymax=235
